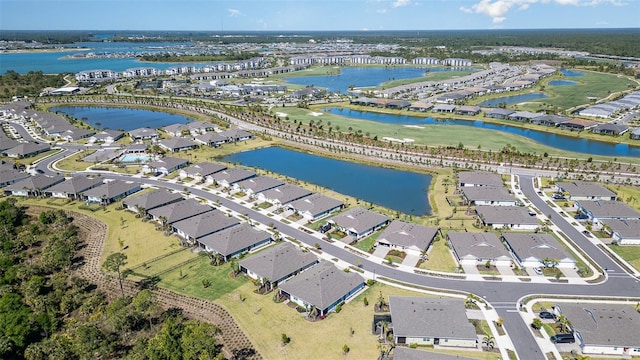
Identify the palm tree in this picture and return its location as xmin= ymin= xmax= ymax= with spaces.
xmin=483 ymin=335 xmax=495 ymax=349
xmin=556 ymin=313 xmax=571 ymax=333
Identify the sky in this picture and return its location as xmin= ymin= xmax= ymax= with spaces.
xmin=1 ymin=0 xmax=639 ymax=31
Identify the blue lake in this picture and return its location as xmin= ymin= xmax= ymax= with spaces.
xmin=477 ymin=92 xmax=548 ymax=107
xmin=221 ymin=146 xmax=432 ymax=216
xmin=548 ymin=80 xmax=577 ymax=86
xmin=560 ymin=69 xmax=584 ymax=77
xmin=285 ymin=67 xmax=474 ymax=93
xmin=49 ymin=106 xmax=194 ymax=131
xmin=323 ymin=108 xmax=640 ymax=158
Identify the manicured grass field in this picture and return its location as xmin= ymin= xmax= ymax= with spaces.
xmin=605 ymin=184 xmax=640 ymax=212
xmin=418 ymin=238 xmax=457 ymax=273
xmin=379 ymin=70 xmax=476 ymax=89
xmin=608 ymin=245 xmax=640 ymax=271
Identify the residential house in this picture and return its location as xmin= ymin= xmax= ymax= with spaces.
xmin=82 ymin=180 xmax=141 ymax=205
xmin=142 ymin=157 xmax=189 ymax=175
xmin=194 ymin=132 xmax=227 ymax=147
xmin=255 ymin=184 xmax=312 ymax=208
xmin=186 ymin=121 xmax=217 ymax=135
xmin=278 ymin=261 xmax=364 ymax=316
xmin=601 ymin=219 xmax=640 ymax=245
xmin=591 ymin=123 xmax=629 ymax=136
xmin=122 ymin=188 xmax=184 ymax=215
xmin=128 ymin=127 xmax=158 ymax=141
xmin=172 ymin=210 xmax=240 ymax=243
xmin=475 ymin=205 xmax=540 ymax=230
xmin=461 ymin=187 xmax=519 ymax=206
xmin=559 ymin=118 xmax=598 ymax=131
xmin=179 ymin=162 xmax=226 ymax=182
xmin=162 ymin=123 xmax=189 ymax=137
xmin=89 ymin=130 xmax=124 ymax=144
xmin=630 ymin=128 xmax=640 ymax=140
xmin=3 ymin=142 xmax=50 ymax=158
xmin=233 ymin=176 xmax=284 ymax=197
xmin=389 ymin=296 xmax=477 ymax=348
xmin=148 ymin=198 xmax=213 ymax=225
xmin=287 ymin=193 xmax=344 ymax=221
xmin=3 ymin=174 xmax=64 ymax=197
xmin=61 ymin=128 xmax=95 ymax=142
xmin=329 ymin=207 xmax=390 ymax=240
xmin=502 ymin=233 xmax=576 ymax=269
xmin=408 ymin=101 xmax=433 ymax=112
xmin=0 ymin=168 xmax=30 ymax=187
xmin=447 ymin=232 xmax=513 ymax=266
xmin=559 ymin=303 xmax=640 ymax=356
xmin=555 ymin=181 xmax=617 ymax=201
xmin=158 ymin=138 xmax=199 ymax=153
xmin=458 ymin=171 xmax=503 ymax=188
xmin=456 ymin=105 xmax=481 ymax=116
xmin=207 ymin=168 xmax=256 ymax=188
xmin=508 ymin=111 xmax=543 ymax=123
xmin=239 ymin=242 xmax=319 ymax=288
xmin=196 ymin=223 xmax=272 ymax=261
xmin=44 ymin=175 xmax=103 ymax=199
xmin=386 ymin=100 xmax=411 ymax=110
xmin=432 ymin=104 xmax=456 ymax=113
xmin=219 ymin=129 xmax=253 ymax=143
xmin=573 ymin=200 xmax=640 ymax=229
xmin=484 ymin=108 xmax=515 ymax=120
xmin=532 ymin=114 xmax=571 ymax=127
xmin=376 ymin=220 xmax=438 ymax=254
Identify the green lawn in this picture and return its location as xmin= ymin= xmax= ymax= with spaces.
xmin=608 ymin=245 xmax=640 ymax=272
xmin=379 ymin=70 xmax=477 ymax=89
xmin=419 ymin=238 xmax=457 ymax=272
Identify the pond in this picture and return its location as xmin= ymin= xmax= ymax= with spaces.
xmin=221 ymin=146 xmax=432 ymax=216
xmin=322 ymin=108 xmax=640 ymax=158
xmin=477 ymin=92 xmax=548 ymax=107
xmin=285 ymin=67 xmax=474 ymax=93
xmin=548 ymin=80 xmax=577 ymax=86
xmin=560 ymin=69 xmax=584 ymax=77
xmin=49 ymin=106 xmax=195 ymax=131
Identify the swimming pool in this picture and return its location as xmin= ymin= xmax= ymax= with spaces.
xmin=119 ymin=154 xmax=153 ymax=163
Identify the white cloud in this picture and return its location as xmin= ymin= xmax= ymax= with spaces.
xmin=460 ymin=0 xmax=628 ymax=23
xmin=228 ymin=8 xmax=241 ymax=17
xmin=391 ymin=0 xmax=412 ymax=8
xmin=377 ymin=8 xmax=388 ymax=13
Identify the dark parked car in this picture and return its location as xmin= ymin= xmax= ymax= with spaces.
xmin=550 ymin=333 xmax=575 ymax=343
xmin=574 ymin=213 xmax=589 ymax=220
xmin=539 ymin=311 xmax=556 ymax=319
xmin=552 ymin=194 xmax=565 ymax=200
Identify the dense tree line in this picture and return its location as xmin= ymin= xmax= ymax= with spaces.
xmin=0 ymin=199 xmax=222 ymax=360
xmin=138 ymin=51 xmax=261 ymax=62
xmin=0 ymin=71 xmax=67 ymax=99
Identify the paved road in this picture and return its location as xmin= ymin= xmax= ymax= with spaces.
xmin=24 ymin=122 xmax=640 ymax=360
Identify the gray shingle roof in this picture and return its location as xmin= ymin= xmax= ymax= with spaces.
xmin=502 ymin=233 xmax=573 ymax=263
xmin=4 ymin=174 xmax=64 ymax=192
xmin=476 ymin=205 xmax=539 ymax=226
xmin=45 ymin=175 xmax=103 ymax=195
xmin=447 ymin=232 xmax=511 ymax=260
xmin=4 ymin=142 xmax=50 ymax=157
xmin=181 ymin=162 xmax=227 ymax=177
xmin=146 ymin=157 xmax=189 ymax=171
xmin=158 ymin=138 xmax=198 ymax=150
xmin=288 ymin=193 xmax=344 ymax=217
xmin=239 ymin=242 xmax=318 ymax=282
xmin=259 ymin=184 xmax=312 ymax=205
xmin=577 ymin=200 xmax=640 ymax=219
xmin=556 ymin=181 xmax=617 ymax=199
xmin=0 ymin=168 xmax=30 ymax=186
xmin=172 ymin=210 xmax=239 ymax=239
xmin=122 ymin=188 xmax=184 ymax=211
xmin=82 ymin=180 xmax=140 ymax=200
xmin=278 ymin=261 xmax=364 ymax=312
xmin=389 ymin=297 xmax=477 ymax=340
xmin=377 ymin=220 xmax=438 ymax=250
xmin=559 ymin=303 xmax=640 ymax=348
xmin=147 ymin=198 xmax=213 ymax=224
xmin=461 ymin=187 xmax=517 ymax=203
xmin=235 ymin=175 xmax=284 ymax=194
xmin=208 ymin=168 xmax=256 ymax=185
xmin=602 ymin=218 xmax=640 ymax=238
xmin=458 ymin=171 xmax=503 ymax=187
xmin=330 ymin=207 xmax=390 ymax=234
xmin=198 ymin=223 xmax=271 ymax=257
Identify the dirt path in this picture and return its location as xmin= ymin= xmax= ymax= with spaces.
xmin=29 ymin=207 xmax=261 ymax=360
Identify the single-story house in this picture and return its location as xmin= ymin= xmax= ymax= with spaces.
xmin=0 ymin=136 xmax=20 ymax=152
xmin=0 ymin=168 xmax=30 ymax=187
xmin=233 ymin=176 xmax=284 ymax=197
xmin=278 ymin=261 xmax=365 ymax=316
xmin=172 ymin=210 xmax=240 ymax=244
xmin=3 ymin=142 xmax=50 ymax=158
xmin=239 ymin=242 xmax=319 ymax=289
xmin=376 ymin=220 xmax=438 ymax=253
xmin=630 ymin=128 xmax=640 ymax=140
xmin=432 ymin=104 xmax=456 ymax=113
xmin=194 ymin=132 xmax=227 ymax=147
xmin=44 ymin=175 xmax=103 ymax=199
xmin=255 ymin=184 xmax=312 ymax=208
xmin=329 ymin=207 xmax=390 ymax=240
xmin=122 ymin=188 xmax=184 ymax=215
xmin=559 ymin=303 xmax=640 ymax=356
xmin=207 ymin=168 xmax=256 ymax=188
xmin=458 ymin=171 xmax=503 ymax=188
xmin=408 ymin=101 xmax=433 ymax=112
xmin=162 ymin=123 xmax=189 ymax=137
xmin=3 ymin=174 xmax=65 ymax=197
xmin=389 ymin=296 xmax=477 ymax=348
xmin=475 ymin=205 xmax=540 ymax=230
xmin=592 ymin=123 xmax=629 ymax=136
xmin=157 ymin=138 xmax=199 ymax=153
xmin=601 ymin=219 xmax=640 ymax=245
xmin=456 ymin=105 xmax=481 ymax=116
xmin=185 ymin=121 xmax=217 ymax=136
xmin=555 ymin=181 xmax=617 ymax=201
xmin=461 ymin=187 xmax=519 ymax=206
xmin=532 ymin=114 xmax=571 ymax=127
xmin=502 ymin=233 xmax=576 ymax=269
xmin=574 ymin=200 xmax=640 ymax=229
xmin=82 ymin=180 xmax=141 ymax=205
xmin=559 ymin=118 xmax=598 ymax=131
xmin=142 ymin=157 xmax=189 ymax=175
xmin=179 ymin=162 xmax=227 ymax=182
xmin=508 ymin=111 xmax=544 ymax=123
xmin=447 ymin=232 xmax=513 ymax=266
xmin=128 ymin=127 xmax=158 ymax=141
xmin=89 ymin=130 xmax=124 ymax=144
xmin=219 ymin=129 xmax=253 ymax=143
xmin=287 ymin=193 xmax=345 ymax=221
xmin=386 ymin=100 xmax=411 ymax=110
xmin=196 ymin=223 xmax=272 ymax=261
xmin=147 ymin=198 xmax=213 ymax=225
xmin=62 ymin=128 xmax=95 ymax=142
xmin=484 ymin=108 xmax=515 ymax=120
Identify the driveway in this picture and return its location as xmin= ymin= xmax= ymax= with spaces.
xmin=372 ymin=246 xmax=389 ymax=259
xmin=463 ymin=263 xmax=480 ymax=274
xmin=401 ymin=252 xmax=421 ymax=268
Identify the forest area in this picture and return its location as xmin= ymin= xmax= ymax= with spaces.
xmin=0 ymin=199 xmax=224 ymax=360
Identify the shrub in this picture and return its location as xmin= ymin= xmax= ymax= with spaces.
xmin=531 ymin=318 xmax=543 ymax=330
xmin=281 ymin=333 xmax=291 ymax=345
xmin=363 ymin=297 xmax=369 ymax=307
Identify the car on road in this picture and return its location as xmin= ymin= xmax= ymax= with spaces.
xmin=550 ymin=333 xmax=575 ymax=344
xmin=533 ymin=267 xmax=543 ymax=275
xmin=539 ymin=311 xmax=556 ymax=320
xmin=582 ymin=230 xmax=592 ymax=238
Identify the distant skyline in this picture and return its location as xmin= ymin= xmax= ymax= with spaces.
xmin=1 ymin=0 xmax=639 ymax=32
